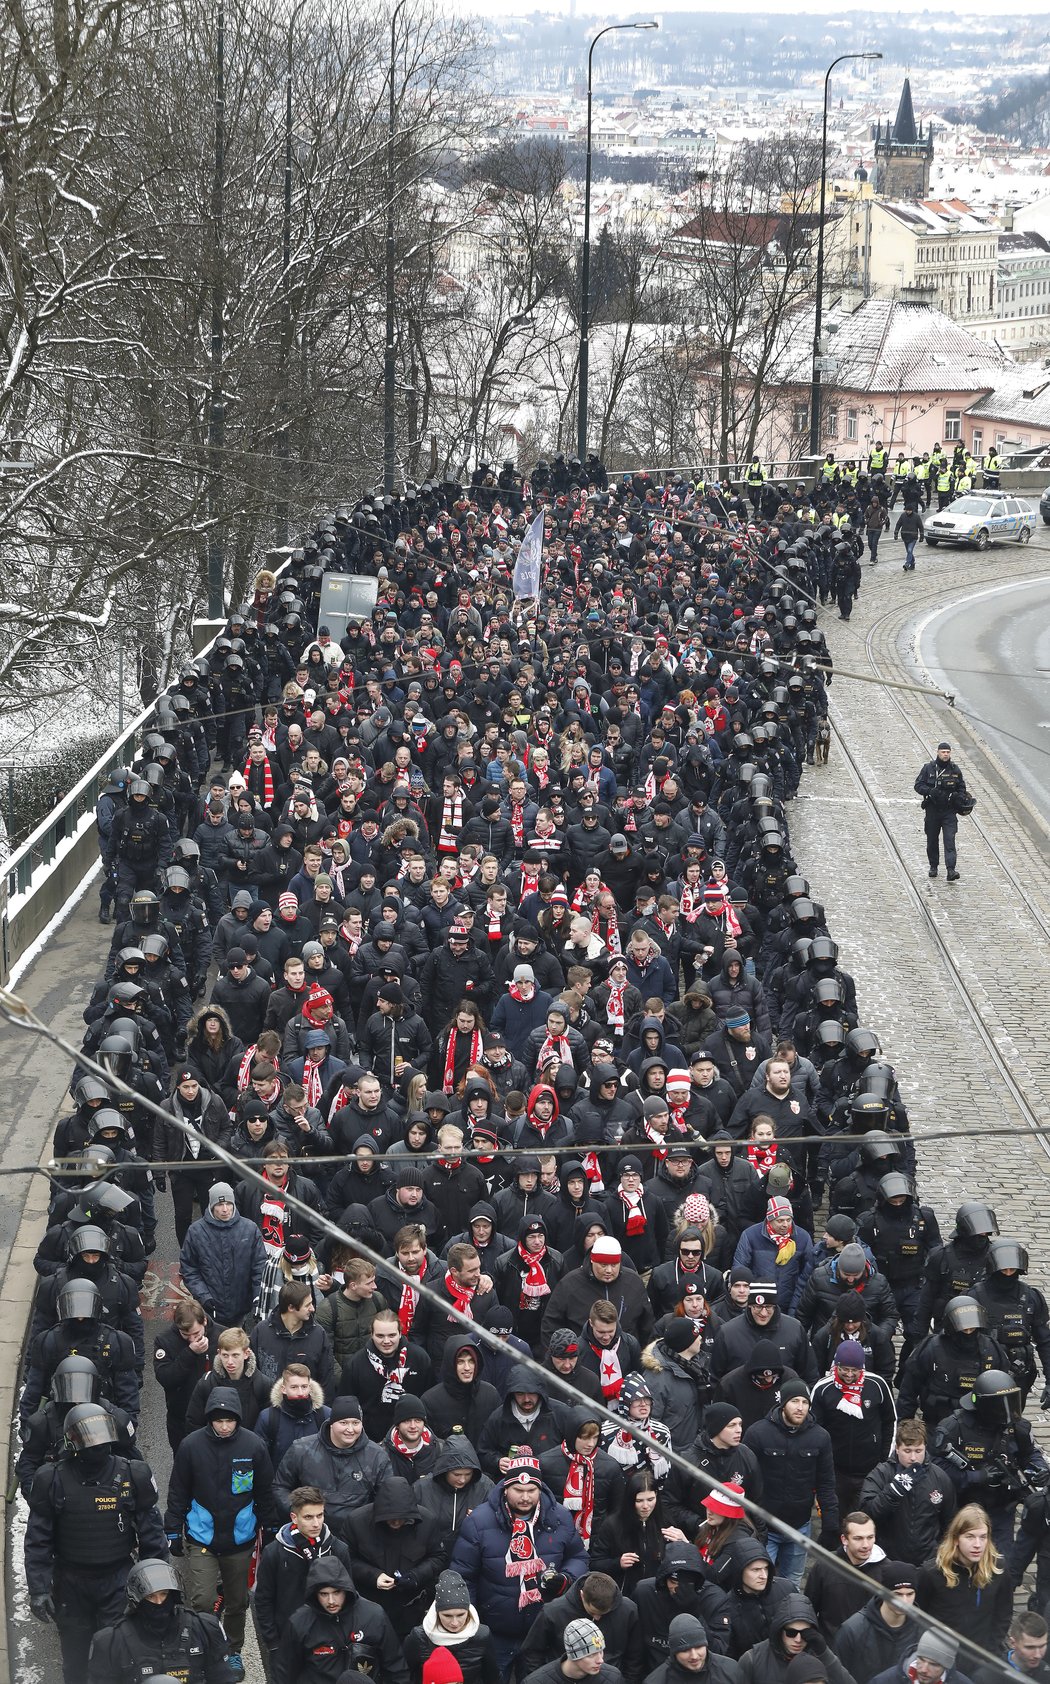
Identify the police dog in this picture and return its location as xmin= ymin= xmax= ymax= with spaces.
xmin=814 ymin=718 xmax=832 ymax=765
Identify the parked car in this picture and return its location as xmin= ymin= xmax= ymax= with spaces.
xmin=1039 ymin=484 xmax=1050 ymax=525
xmin=924 ymin=494 xmax=1035 ymax=549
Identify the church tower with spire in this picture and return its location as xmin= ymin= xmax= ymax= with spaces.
xmin=873 ymin=78 xmax=934 ymax=199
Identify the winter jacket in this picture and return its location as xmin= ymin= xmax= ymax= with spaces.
xmin=315 ymin=1286 xmax=387 ymax=1369
xmin=732 ymin=1222 xmax=815 ymax=1314
xmin=250 ymin=1307 xmax=337 ymax=1401
xmin=710 ymin=1309 xmax=819 ymax=1384
xmin=255 ymin=1377 xmax=331 ymax=1469
xmin=722 ymin=1539 xmax=797 ymax=1659
xmin=913 ymin=1559 xmax=1014 ymax=1652
xmin=743 ymin=1404 xmax=840 ymax=1533
xmin=541 ymin=1261 xmax=656 ymax=1350
xmin=808 ymin=1373 xmax=896 ymax=1479
xmin=804 ymin=1544 xmax=887 ymax=1639
xmin=254 ymin=1520 xmax=355 ymax=1653
xmin=644 ymin=1653 xmax=743 ymax=1684
xmin=517 ymin=1578 xmax=646 ymax=1684
xmin=179 ymin=1208 xmax=267 ymax=1327
xmin=736 ymin=1594 xmax=857 ymax=1684
xmin=274 ymin=1422 xmax=392 ymax=1541
xmin=663 ymin=1433 xmax=764 ymax=1540
xmin=640 ymin=1339 xmax=712 ymax=1451
xmin=165 ymin=1419 xmax=278 ymax=1553
xmin=476 ymin=1361 xmax=567 ymax=1477
xmin=185 ymin=1347 xmax=272 ymax=1434
xmin=343 ymin=1476 xmax=448 ymax=1634
xmin=416 ymin=1435 xmax=495 ymax=1552
xmin=538 ymin=1419 xmax=626 ymax=1544
xmin=403 ymin=1605 xmax=500 ymax=1684
xmin=833 ymin=1597 xmax=915 ymax=1684
xmin=341 ymin=1336 xmax=433 ymax=1443
xmin=634 ymin=1545 xmax=733 ymax=1666
xmin=450 ymin=1476 xmax=589 ymax=1641
xmin=490 ymin=988 xmax=555 ymax=1062
xmin=276 ymin=1556 xmax=409 ymax=1684
xmin=857 ymin=1453 xmax=957 ymax=1565
xmin=795 ymin=1258 xmax=899 ymax=1341
xmin=421 ymin=1334 xmax=502 ymax=1444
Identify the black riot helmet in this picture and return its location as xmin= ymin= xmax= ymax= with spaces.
xmin=141 ymin=933 xmax=169 ymax=963
xmin=749 ymin=774 xmax=772 ymax=801
xmin=732 ymin=734 xmax=754 ymax=758
xmin=110 ymin=981 xmax=145 ymax=1011
xmin=791 ymin=938 xmax=814 ymax=971
xmin=164 ymin=866 xmax=192 ymax=895
xmin=877 ymin=1172 xmax=913 ymax=1204
xmin=783 ymin=876 xmax=810 ymax=900
xmin=75 ymin=1145 xmax=118 ymax=1181
xmin=987 ymin=1238 xmax=1028 ymax=1276
xmin=123 ymin=1556 xmax=181 ymax=1609
xmin=809 ymin=936 xmax=839 ymax=970
xmin=97 ymin=1035 xmax=135 ymax=1080
xmin=963 ymin=1368 xmax=1021 ymax=1427
xmin=790 ymin=898 xmax=817 ymax=927
xmin=128 ymin=779 xmax=151 ymax=802
xmin=74 ymin=1076 xmax=110 ymax=1108
xmin=859 ymin=1129 xmax=900 ymax=1165
xmin=814 ymin=978 xmax=845 ymax=1011
xmin=56 ymin=1281 xmax=104 ymax=1323
xmin=89 ymin=1108 xmax=131 ymax=1144
xmin=115 ymin=947 xmax=146 ymax=972
xmin=107 ymin=1018 xmax=143 ymax=1050
xmin=816 ymin=1020 xmax=846 ymax=1055
xmin=73 ymin=1181 xmax=136 ymax=1223
xmin=66 ymin=1224 xmax=112 ymax=1263
xmin=845 ymin=1028 xmax=879 ymax=1062
xmin=172 ymin=839 xmax=200 ymax=869
xmin=130 ymin=891 xmax=160 ymax=929
xmin=943 ymin=1295 xmax=989 ymax=1337
xmin=850 ymin=1093 xmax=890 ymax=1132
xmin=956 ymin=1202 xmax=999 ymax=1243
xmin=50 ymin=1355 xmax=103 ymax=1407
xmin=64 ymin=1402 xmax=119 ymax=1453
xmin=858 ymin=1065 xmax=896 ymax=1103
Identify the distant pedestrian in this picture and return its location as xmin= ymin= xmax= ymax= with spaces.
xmin=914 ymin=743 xmax=973 ymax=882
xmin=893 ymin=506 xmax=924 ymax=571
xmin=864 ymin=499 xmax=888 ymax=565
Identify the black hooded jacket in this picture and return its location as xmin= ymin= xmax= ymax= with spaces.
xmin=277 ymin=1555 xmax=409 ymax=1684
xmin=634 ymin=1544 xmax=733 ymax=1666
xmin=736 ymin=1593 xmax=857 ymax=1684
xmin=343 ymin=1476 xmax=448 ymax=1635
xmin=722 ymin=1538 xmax=797 ymax=1659
xmin=421 ymin=1334 xmax=502 ymax=1442
xmin=415 ymin=1434 xmax=495 ymax=1551
xmin=475 ymin=1360 xmax=566 ymax=1476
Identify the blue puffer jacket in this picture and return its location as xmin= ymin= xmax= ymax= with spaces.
xmin=732 ymin=1221 xmax=815 ymax=1313
xmin=179 ymin=1208 xmax=267 ymax=1326
xmin=450 ymin=1476 xmax=589 ymax=1642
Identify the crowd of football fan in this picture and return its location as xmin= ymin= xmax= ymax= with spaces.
xmin=18 ymin=455 xmax=1050 ymax=1684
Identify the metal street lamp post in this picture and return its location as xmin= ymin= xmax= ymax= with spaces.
xmin=577 ymin=19 xmax=658 ymax=463
xmin=809 ymin=50 xmax=882 ymax=460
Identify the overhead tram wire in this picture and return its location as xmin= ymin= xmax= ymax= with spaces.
xmin=0 ymin=976 xmax=1033 ymax=1684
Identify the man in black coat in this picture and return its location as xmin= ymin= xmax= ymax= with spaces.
xmin=343 ymin=1473 xmax=448 ymax=1636
xmin=857 ymin=1419 xmax=956 ymax=1565
xmin=634 ymin=1544 xmax=733 ymax=1667
xmin=419 ymin=925 xmax=494 ymax=1033
xmin=518 ymin=1571 xmax=647 ymax=1684
xmin=253 ymin=1482 xmax=356 ymax=1662
xmin=276 ymin=1555 xmax=409 ymax=1684
xmin=913 ymin=742 xmax=971 ymax=881
xmin=664 ymin=1402 xmax=764 ymax=1538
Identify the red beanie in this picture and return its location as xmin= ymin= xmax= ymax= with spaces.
xmin=424 ymin=1650 xmax=464 ymax=1684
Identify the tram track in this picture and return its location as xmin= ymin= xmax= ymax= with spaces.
xmin=822 ymin=579 xmax=1050 ymax=1164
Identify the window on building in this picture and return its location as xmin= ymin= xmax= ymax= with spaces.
xmin=793 ymin=402 xmax=809 ymax=435
xmin=825 ymin=408 xmax=839 ymax=437
xmin=971 ymin=429 xmax=983 ymax=456
xmin=944 ymin=411 xmax=962 ymax=441
xmin=846 ymin=409 xmax=858 ymax=441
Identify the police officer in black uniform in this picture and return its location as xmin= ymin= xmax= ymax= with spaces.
xmin=86 ymin=1558 xmax=235 ymax=1684
xmin=974 ymin=1240 xmax=1050 ymax=1409
xmin=108 ymin=782 xmax=173 ymax=921
xmin=29 ymin=1223 xmax=144 ymax=1369
xmin=898 ymin=1294 xmax=1010 ymax=1427
xmin=915 ymin=1200 xmax=998 ymax=1337
xmin=914 ymin=741 xmax=972 ymax=881
xmin=858 ymin=1172 xmax=942 ymax=1375
xmin=25 ymin=1403 xmax=168 ymax=1682
xmin=21 ymin=1280 xmax=141 ymax=1427
xmin=16 ymin=1354 xmax=140 ymax=1497
xmin=934 ymin=1369 xmax=1049 ymax=1554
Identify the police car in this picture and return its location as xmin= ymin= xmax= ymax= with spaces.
xmin=924 ymin=494 xmax=1035 ymax=550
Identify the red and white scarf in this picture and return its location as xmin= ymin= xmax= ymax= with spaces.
xmin=582 ymin=1151 xmax=605 ymax=1195
xmin=604 ymin=982 xmax=627 ymax=1029
xmin=244 ymin=753 xmax=275 ymax=807
xmin=680 ymin=883 xmax=704 ymax=923
xmin=562 ymin=1444 xmax=596 ymax=1545
xmin=619 ymin=1186 xmax=647 ymax=1236
xmin=443 ymin=1026 xmax=482 ymax=1095
xmin=832 ymin=1361 xmax=865 ymax=1418
xmin=396 ymin=1273 xmax=425 ymax=1336
xmin=444 ymin=1269 xmax=475 ymax=1319
xmin=705 ymin=892 xmax=742 ymax=938
xmin=508 ymin=980 xmax=535 ymax=1004
xmin=518 ymin=1242 xmax=552 ymax=1306
xmin=643 ymin=1118 xmax=668 ymax=1162
xmin=238 ymin=1044 xmax=281 ymax=1092
xmin=510 ymin=803 xmax=526 ymax=849
xmin=748 ymin=1140 xmax=778 ymax=1176
xmin=517 ymin=864 xmax=538 ymax=902
xmin=390 ymin=1424 xmax=433 ymax=1458
xmin=535 ymin=1032 xmax=571 ymax=1071
xmin=302 ymin=1057 xmax=324 ymax=1110
xmin=504 ymin=1512 xmax=547 ymax=1610
xmin=592 ymin=1338 xmax=624 ymax=1399
xmin=438 ymin=794 xmax=464 ymax=852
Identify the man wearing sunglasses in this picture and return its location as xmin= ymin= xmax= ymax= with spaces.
xmin=738 ymin=1595 xmax=854 ymax=1684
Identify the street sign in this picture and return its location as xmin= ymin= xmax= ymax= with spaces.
xmin=318 ymin=571 xmax=379 ymax=641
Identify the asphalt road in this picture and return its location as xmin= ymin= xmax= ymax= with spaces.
xmin=912 ymin=569 xmax=1050 ymax=828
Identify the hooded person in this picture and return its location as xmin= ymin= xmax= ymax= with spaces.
xmin=715 ymin=1339 xmax=804 ymax=1434
xmin=442 ymin=1202 xmax=516 ymax=1280
xmin=494 ymin=1216 xmax=567 ymax=1348
xmin=721 ymin=1538 xmax=798 ymax=1660
xmin=735 ymin=1593 xmax=855 ymax=1684
xmin=514 ymin=1083 xmax=577 ymax=1154
xmin=710 ymin=1282 xmax=818 ymax=1385
xmin=276 ymin=1554 xmax=409 ymax=1684
xmin=476 ymin=1303 xmax=533 ymax=1400
xmin=449 ymin=1453 xmax=589 ymax=1676
xmin=422 ymin=1335 xmax=502 ymax=1443
xmin=643 ymin=1611 xmax=745 ymax=1684
xmin=634 ymin=1543 xmax=733 ymax=1668
xmin=343 ymin=1473 xmax=448 ymax=1636
xmin=416 ymin=1435 xmax=495 ymax=1553
xmin=538 ymin=1406 xmax=627 ymax=1550
xmin=476 ymin=1359 xmax=566 ymax=1478
xmin=403 ymin=1568 xmax=501 ymax=1684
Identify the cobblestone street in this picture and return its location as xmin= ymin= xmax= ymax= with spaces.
xmin=789 ymin=529 xmax=1050 ymax=1378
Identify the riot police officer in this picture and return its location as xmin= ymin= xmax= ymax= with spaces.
xmin=898 ymin=1295 xmax=1010 ymax=1427
xmin=29 ymin=1223 xmax=144 ymax=1368
xmin=25 ymin=1403 xmax=168 ymax=1682
xmin=107 ymin=782 xmax=172 ymax=921
xmin=934 ymin=1370 xmax=1049 ymax=1553
xmin=21 ymin=1280 xmax=140 ymax=1426
xmin=17 ymin=1354 xmax=140 ymax=1497
xmin=974 ymin=1240 xmax=1050 ymax=1408
xmin=86 ymin=1558 xmax=235 ymax=1684
xmin=916 ymin=1200 xmax=999 ymax=1336
xmin=858 ymin=1172 xmax=942 ymax=1374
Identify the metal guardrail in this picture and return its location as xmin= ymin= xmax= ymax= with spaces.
xmin=0 ymin=549 xmax=294 ymax=982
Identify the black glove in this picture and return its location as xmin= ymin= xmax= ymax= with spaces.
xmin=154 ymin=1173 xmax=167 ymax=1193
xmin=889 ymin=1469 xmax=914 ymax=1498
xmin=805 ymin=1632 xmax=828 ymax=1657
xmin=30 ymin=1594 xmax=55 ymax=1623
xmin=144 ymin=1237 xmax=157 ymax=1256
xmin=167 ymin=1532 xmax=184 ymax=1558
xmin=539 ymin=1569 xmax=569 ymax=1602
xmin=1039 ymin=1386 xmax=1050 ymax=1411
